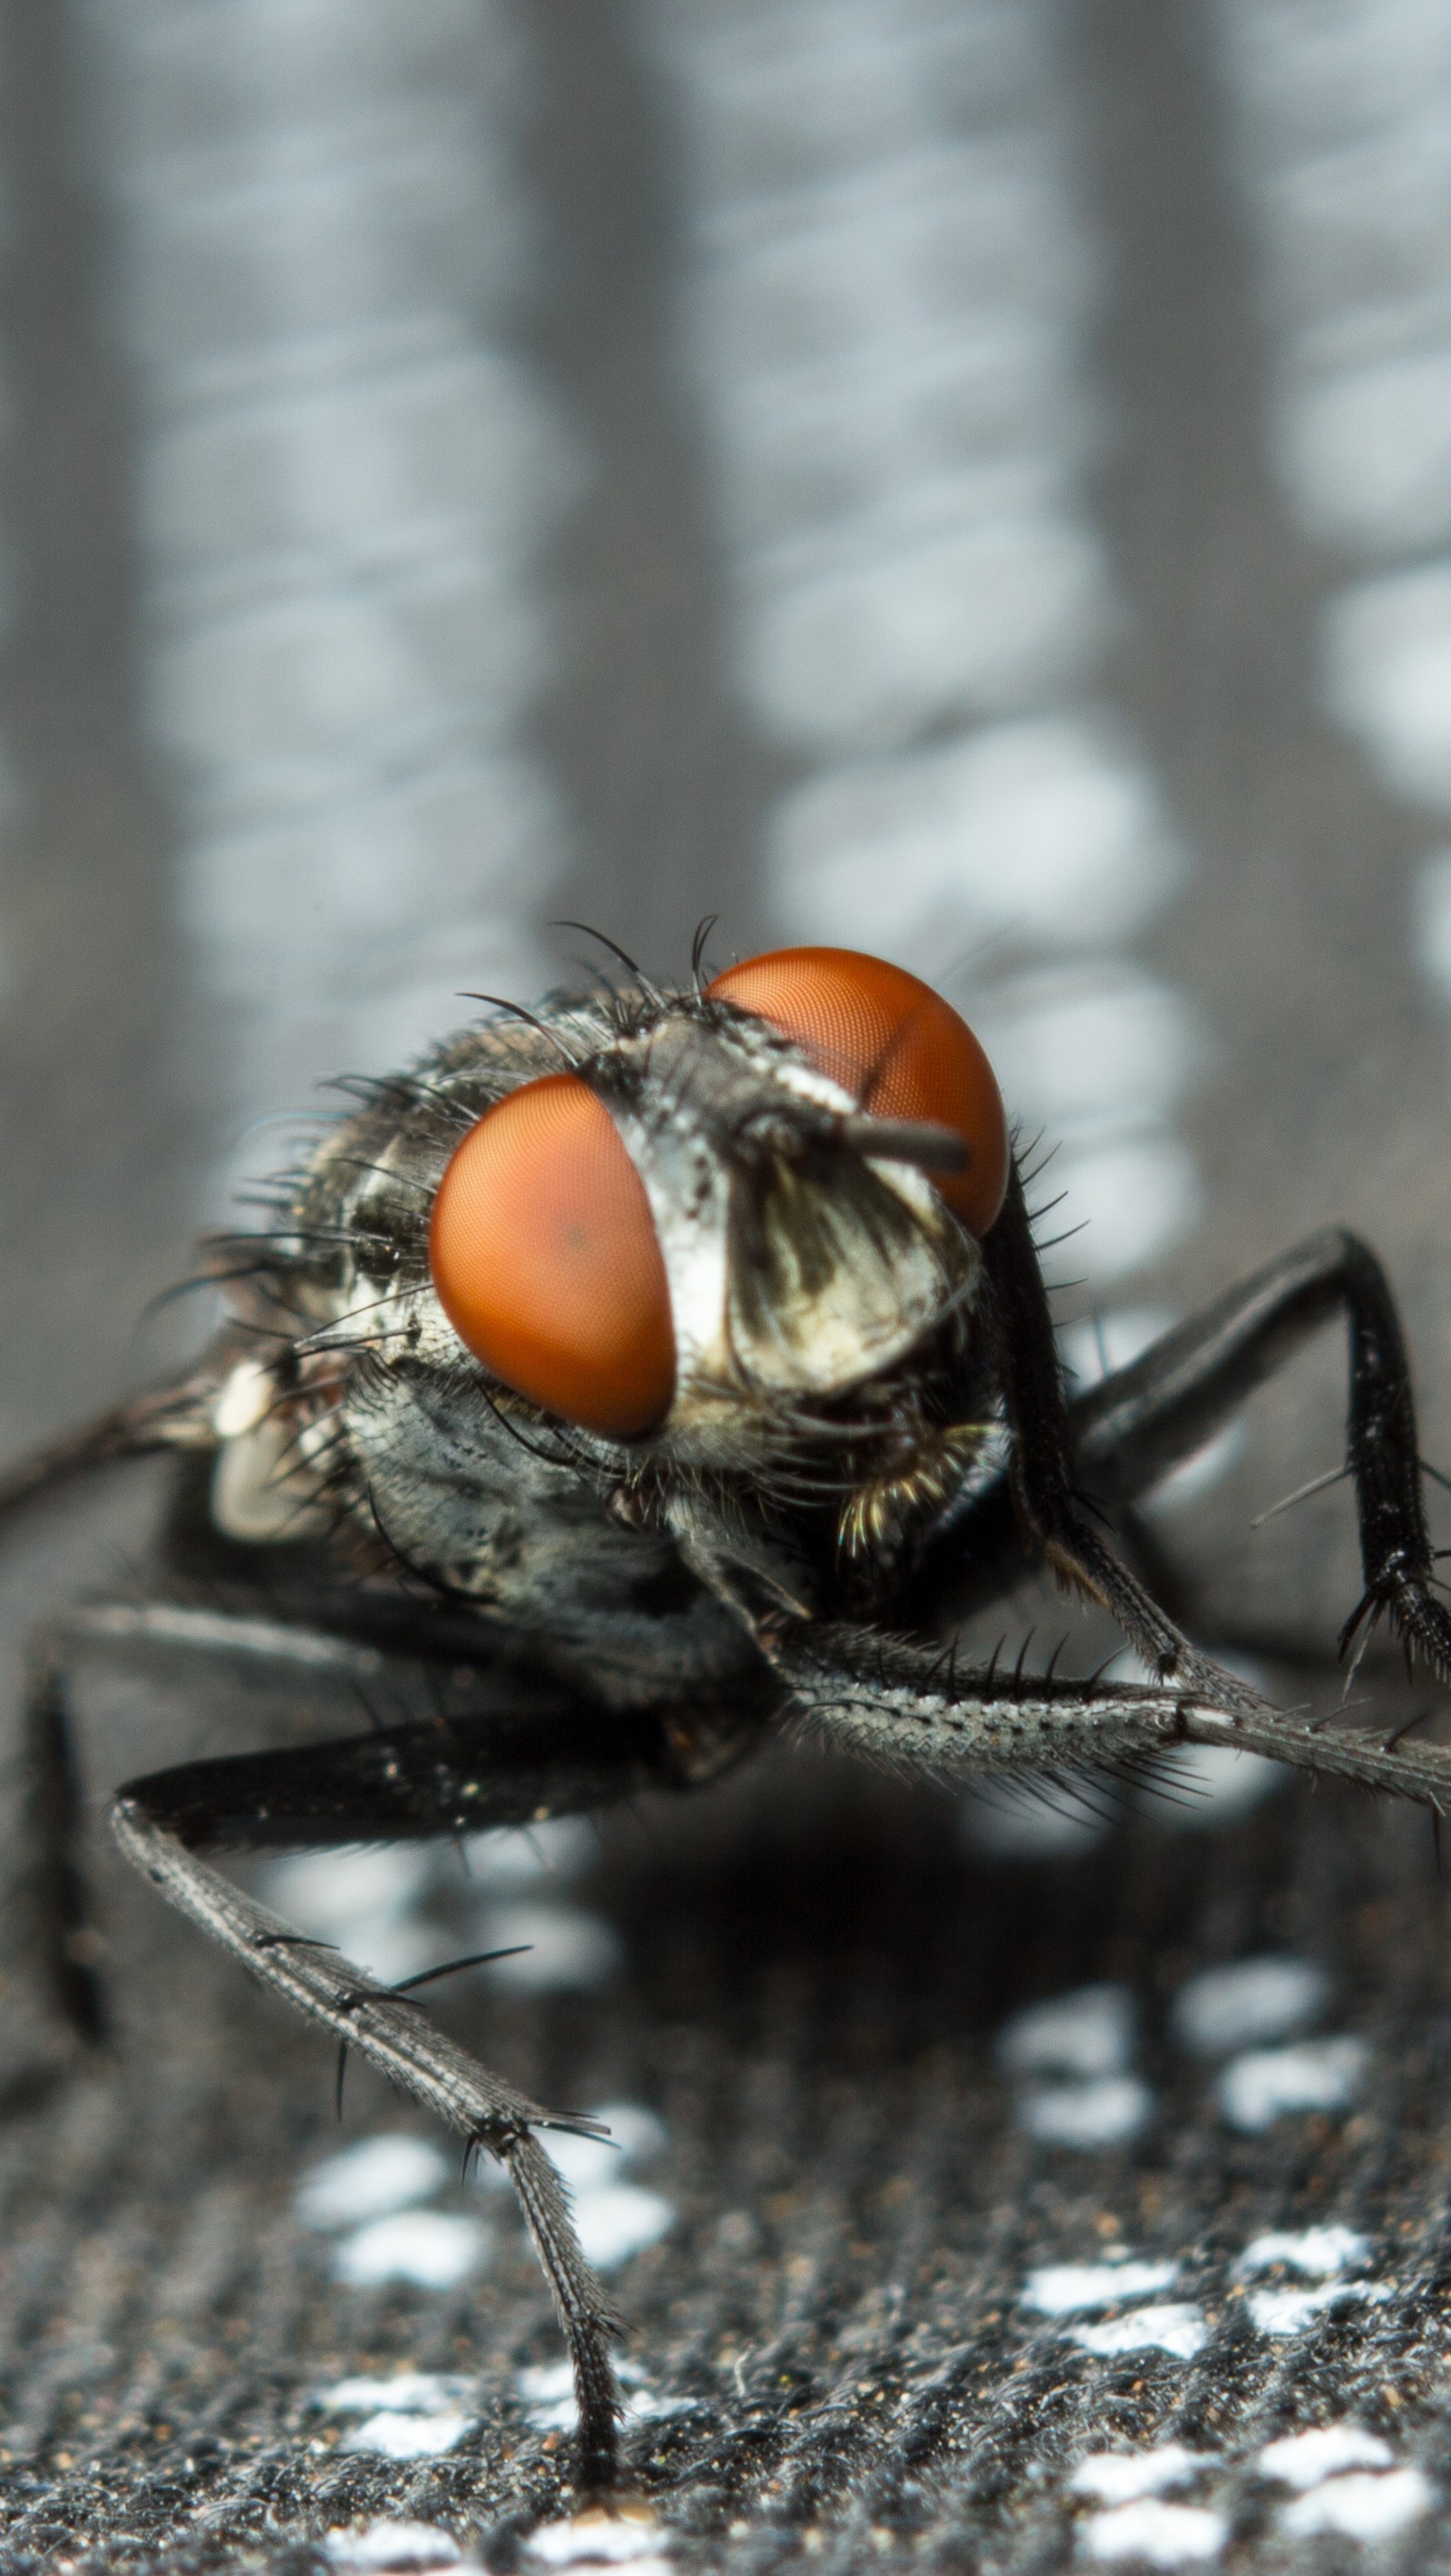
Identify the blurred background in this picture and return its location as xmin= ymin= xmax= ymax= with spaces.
xmin=6 ymin=0 xmax=1451 ymax=1461
xmin=5 ymin=3 xmax=1451 ymax=2567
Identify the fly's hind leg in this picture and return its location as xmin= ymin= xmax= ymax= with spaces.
xmin=107 ymin=1696 xmax=716 ymax=2489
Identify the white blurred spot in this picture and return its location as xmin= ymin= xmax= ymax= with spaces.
xmin=525 ymin=2505 xmax=675 ymax=2569
xmin=1236 ymin=2225 xmax=1369 ymax=2280
xmin=1170 ymin=1956 xmax=1328 ymax=2057
xmin=1024 ymin=2258 xmax=1179 ymax=2318
xmin=575 ymin=2186 xmax=675 ymax=2270
xmin=533 ymin=2105 xmax=674 ymax=2268
xmin=1411 ymin=848 xmax=1451 ymax=997
xmin=184 ymin=762 xmax=566 ymax=1015
xmin=1281 ymin=2468 xmax=1434 ymax=2540
xmin=767 ymin=721 xmax=1185 ymax=961
xmin=1081 ymin=2501 xmax=1226 ymax=2564
xmin=1322 ymin=561 xmax=1451 ymax=812
xmin=1066 ymin=2304 xmax=1209 ymax=2362
xmin=339 ymin=2413 xmax=474 ymax=2461
xmin=325 ymin=2523 xmax=475 ymax=2573
xmin=316 ymin=2372 xmax=481 ymax=2462
xmin=317 ymin=2373 xmax=474 ymax=2419
xmin=997 ymin=1984 xmax=1136 ymax=2080
xmin=477 ymin=2102 xmax=665 ymax=2196
xmin=1248 ymin=2280 xmax=1391 ymax=2337
xmin=461 ymin=1817 xmax=599 ymax=1889
xmin=975 ymin=965 xmax=1210 ymax=1141
xmin=157 ymin=576 xmax=551 ymax=794
xmin=1059 ymin=1306 xmax=1174 ymax=1386
xmin=1072 ymin=2447 xmax=1214 ymax=2503
xmin=1279 ymin=348 xmax=1451 ymax=557
xmin=540 ymin=2132 xmax=629 ymax=2195
xmin=1259 ymin=2424 xmax=1393 ymax=2488
xmin=739 ymin=511 xmax=1112 ymax=753
xmin=297 ymin=2136 xmax=450 ymax=2231
xmin=1018 ymin=2077 xmax=1154 ymax=2149
xmin=330 ymin=2211 xmax=491 ymax=2289
xmin=1218 ymin=2036 xmax=1366 ymax=2133
xmin=262 ymin=1849 xmax=433 ymax=1922
xmin=1145 ymin=1424 xmax=1248 ymax=1512
xmin=1051 ymin=1137 xmax=1203 ymax=1285
xmin=258 ymin=1846 xmax=435 ymax=1985
xmin=584 ymin=2101 xmax=667 ymax=2166
xmin=477 ymin=1902 xmax=622 ymax=1994
xmin=149 ymin=345 xmax=582 ymax=578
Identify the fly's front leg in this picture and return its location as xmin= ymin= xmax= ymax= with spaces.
xmin=921 ymin=1217 xmax=1451 ymax=1691
xmin=976 ymin=1165 xmax=1262 ymax=1716
xmin=1071 ymin=1226 xmax=1451 ymax=1685
xmin=107 ymin=1698 xmax=710 ymax=2490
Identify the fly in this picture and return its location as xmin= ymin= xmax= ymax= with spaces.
xmin=6 ymin=935 xmax=1451 ymax=2488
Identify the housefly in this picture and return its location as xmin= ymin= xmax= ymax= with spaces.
xmin=5 ymin=936 xmax=1451 ymax=2486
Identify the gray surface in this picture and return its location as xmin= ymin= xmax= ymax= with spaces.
xmin=3 ymin=1 xmax=1451 ymax=2569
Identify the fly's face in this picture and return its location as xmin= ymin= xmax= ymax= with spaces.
xmin=210 ymin=947 xmax=1011 ymax=1556
xmin=424 ymin=947 xmax=1009 ymax=1474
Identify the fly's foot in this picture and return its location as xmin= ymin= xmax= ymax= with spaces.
xmin=1340 ymin=1560 xmax=1451 ymax=1691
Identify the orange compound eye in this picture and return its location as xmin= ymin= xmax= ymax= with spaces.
xmin=429 ymin=1074 xmax=676 ymax=1439
xmin=706 ymin=946 xmax=1009 ymax=1236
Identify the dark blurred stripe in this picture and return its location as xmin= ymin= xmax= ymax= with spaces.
xmin=1073 ymin=0 xmax=1443 ymax=1310
xmin=528 ymin=0 xmax=774 ymax=983
xmin=0 ymin=2 xmax=192 ymax=1442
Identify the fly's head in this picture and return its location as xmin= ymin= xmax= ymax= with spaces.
xmin=211 ymin=948 xmax=1010 ymax=1561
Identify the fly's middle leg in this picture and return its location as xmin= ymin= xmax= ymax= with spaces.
xmin=764 ymin=1619 xmax=1451 ymax=1814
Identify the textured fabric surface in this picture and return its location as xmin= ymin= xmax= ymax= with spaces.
xmin=3 ymin=2 xmax=1451 ymax=2570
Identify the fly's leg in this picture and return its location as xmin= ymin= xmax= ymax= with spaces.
xmin=966 ymin=1163 xmax=1262 ymax=1714
xmin=1073 ymin=1226 xmax=1450 ymax=1682
xmin=762 ymin=1620 xmax=1451 ymax=1815
xmin=0 ymin=1361 xmax=223 ymax=1531
xmin=915 ymin=1214 xmax=1451 ymax=1689
xmin=14 ymin=1606 xmax=756 ymax=2490
xmin=15 ymin=1599 xmax=428 ymax=2051
xmin=107 ymin=1700 xmax=721 ymax=2490
xmin=16 ymin=1591 xmax=756 ymax=2045
xmin=24 ymin=1641 xmax=106 ymax=2045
